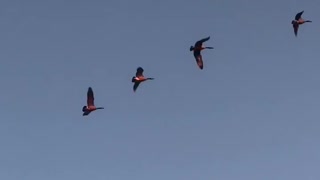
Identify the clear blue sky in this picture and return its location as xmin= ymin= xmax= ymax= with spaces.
xmin=0 ymin=0 xmax=320 ymax=179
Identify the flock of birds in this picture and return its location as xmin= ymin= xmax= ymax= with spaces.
xmin=81 ymin=10 xmax=312 ymax=116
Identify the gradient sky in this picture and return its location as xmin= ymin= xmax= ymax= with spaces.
xmin=0 ymin=0 xmax=320 ymax=179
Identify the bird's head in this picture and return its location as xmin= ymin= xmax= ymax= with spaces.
xmin=131 ymin=77 xmax=136 ymax=82
xmin=82 ymin=106 xmax=87 ymax=112
xmin=291 ymin=20 xmax=295 ymax=24
xmin=190 ymin=46 xmax=194 ymax=51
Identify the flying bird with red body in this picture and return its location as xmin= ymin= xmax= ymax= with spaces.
xmin=190 ymin=36 xmax=214 ymax=70
xmin=82 ymin=87 xmax=104 ymax=116
xmin=131 ymin=67 xmax=154 ymax=92
xmin=291 ymin=11 xmax=312 ymax=37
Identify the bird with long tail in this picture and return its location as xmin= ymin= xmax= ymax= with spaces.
xmin=190 ymin=36 xmax=214 ymax=70
xmin=82 ymin=87 xmax=104 ymax=116
xmin=131 ymin=67 xmax=154 ymax=92
xmin=292 ymin=11 xmax=312 ymax=37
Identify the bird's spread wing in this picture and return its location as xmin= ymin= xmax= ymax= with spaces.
xmin=195 ymin=36 xmax=210 ymax=47
xmin=83 ymin=111 xmax=91 ymax=116
xmin=195 ymin=54 xmax=204 ymax=70
xmin=293 ymin=24 xmax=299 ymax=36
xmin=133 ymin=82 xmax=141 ymax=92
xmin=295 ymin=11 xmax=304 ymax=20
xmin=193 ymin=49 xmax=201 ymax=57
xmin=87 ymin=87 xmax=95 ymax=106
xmin=136 ymin=67 xmax=144 ymax=78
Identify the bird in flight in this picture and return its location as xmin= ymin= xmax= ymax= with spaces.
xmin=131 ymin=67 xmax=154 ymax=92
xmin=190 ymin=36 xmax=214 ymax=70
xmin=292 ymin=11 xmax=312 ymax=37
xmin=82 ymin=87 xmax=104 ymax=116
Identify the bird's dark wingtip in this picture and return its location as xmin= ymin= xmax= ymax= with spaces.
xmin=88 ymin=87 xmax=93 ymax=92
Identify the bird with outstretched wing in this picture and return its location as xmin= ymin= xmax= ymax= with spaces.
xmin=131 ymin=67 xmax=154 ymax=92
xmin=82 ymin=87 xmax=104 ymax=116
xmin=190 ymin=36 xmax=214 ymax=69
xmin=291 ymin=11 xmax=312 ymax=37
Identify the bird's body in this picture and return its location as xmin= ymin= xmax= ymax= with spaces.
xmin=82 ymin=87 xmax=104 ymax=116
xmin=291 ymin=11 xmax=312 ymax=37
xmin=131 ymin=67 xmax=154 ymax=92
xmin=190 ymin=36 xmax=213 ymax=70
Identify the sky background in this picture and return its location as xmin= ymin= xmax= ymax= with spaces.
xmin=0 ymin=0 xmax=320 ymax=179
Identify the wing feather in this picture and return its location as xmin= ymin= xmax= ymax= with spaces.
xmin=133 ymin=82 xmax=141 ymax=92
xmin=195 ymin=55 xmax=204 ymax=69
xmin=87 ymin=87 xmax=95 ymax=106
xmin=195 ymin=36 xmax=210 ymax=47
xmin=295 ymin=11 xmax=304 ymax=20
xmin=293 ymin=24 xmax=299 ymax=36
xmin=136 ymin=67 xmax=144 ymax=77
